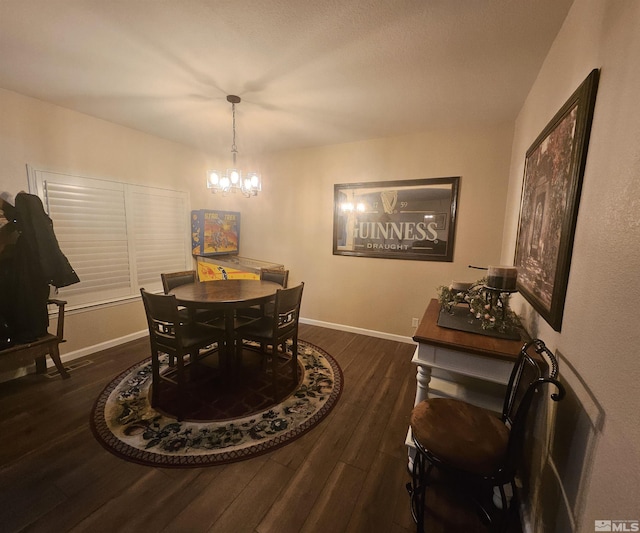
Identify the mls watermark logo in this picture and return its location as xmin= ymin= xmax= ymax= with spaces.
xmin=595 ymin=520 xmax=640 ymax=532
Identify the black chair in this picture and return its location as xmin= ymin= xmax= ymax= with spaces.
xmin=407 ymin=338 xmax=565 ymax=532
xmin=261 ymin=268 xmax=289 ymax=288
xmin=236 ymin=268 xmax=290 ymax=321
xmin=161 ymin=270 xmax=223 ymax=325
xmin=140 ymin=288 xmax=226 ymax=421
xmin=161 ymin=270 xmax=198 ymax=294
xmin=234 ymin=282 xmax=304 ymax=400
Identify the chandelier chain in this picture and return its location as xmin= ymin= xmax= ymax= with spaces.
xmin=231 ymin=102 xmax=238 ymax=157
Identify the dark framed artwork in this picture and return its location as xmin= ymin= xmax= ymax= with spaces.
xmin=514 ymin=69 xmax=599 ymax=331
xmin=333 ymin=177 xmax=460 ymax=261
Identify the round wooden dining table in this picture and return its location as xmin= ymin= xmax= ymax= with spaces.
xmin=169 ymin=279 xmax=281 ymax=309
xmin=169 ymin=279 xmax=281 ymax=367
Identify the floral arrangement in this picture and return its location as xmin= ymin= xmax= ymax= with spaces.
xmin=437 ymin=278 xmax=521 ymax=334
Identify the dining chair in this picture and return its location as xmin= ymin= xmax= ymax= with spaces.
xmin=234 ymin=282 xmax=304 ymax=401
xmin=161 ymin=270 xmax=223 ymax=325
xmin=161 ymin=270 xmax=197 ymax=294
xmin=406 ymin=338 xmax=565 ymax=532
xmin=236 ymin=268 xmax=290 ymax=321
xmin=261 ymin=268 xmax=289 ymax=288
xmin=140 ymin=288 xmax=226 ymax=421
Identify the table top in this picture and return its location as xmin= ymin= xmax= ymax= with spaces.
xmin=413 ymin=299 xmax=525 ymax=362
xmin=169 ymin=279 xmax=282 ymax=308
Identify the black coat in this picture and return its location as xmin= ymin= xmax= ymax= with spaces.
xmin=0 ymin=192 xmax=79 ymax=344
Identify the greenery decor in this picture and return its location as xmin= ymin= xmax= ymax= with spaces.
xmin=437 ymin=278 xmax=521 ymax=334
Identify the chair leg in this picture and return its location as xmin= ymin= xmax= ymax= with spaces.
xmin=494 ymin=481 xmax=515 ymax=533
xmin=176 ymin=354 xmax=185 ymax=422
xmin=235 ymin=337 xmax=245 ymax=378
xmin=408 ymin=448 xmax=432 ymax=533
xmin=151 ymin=351 xmax=160 ymax=407
xmin=35 ymin=355 xmax=47 ymax=374
xmin=49 ymin=344 xmax=70 ymax=379
xmin=290 ymin=337 xmax=298 ymax=385
xmin=271 ymin=344 xmax=279 ymax=401
xmin=235 ymin=338 xmax=243 ymax=374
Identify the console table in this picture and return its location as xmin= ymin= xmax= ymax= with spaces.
xmin=406 ymin=299 xmax=525 ymax=467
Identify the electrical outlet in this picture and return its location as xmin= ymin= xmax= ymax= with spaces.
xmin=412 ymin=317 xmax=419 ymax=327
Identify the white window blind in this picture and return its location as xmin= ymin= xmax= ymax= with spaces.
xmin=129 ymin=185 xmax=190 ymax=288
xmin=29 ymin=169 xmax=191 ymax=308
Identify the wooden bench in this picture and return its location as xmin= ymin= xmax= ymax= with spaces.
xmin=0 ymin=299 xmax=70 ymax=379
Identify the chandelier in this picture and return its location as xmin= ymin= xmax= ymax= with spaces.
xmin=206 ymin=95 xmax=261 ymax=197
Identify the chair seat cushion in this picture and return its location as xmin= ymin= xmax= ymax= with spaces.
xmin=177 ymin=307 xmax=224 ymax=324
xmin=181 ymin=322 xmax=225 ymax=349
xmin=235 ymin=316 xmax=272 ymax=339
xmin=235 ymin=305 xmax=263 ymax=320
xmin=410 ymin=398 xmax=509 ymax=476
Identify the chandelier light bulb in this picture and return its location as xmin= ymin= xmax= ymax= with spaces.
xmin=249 ymin=173 xmax=261 ymax=189
xmin=207 ymin=171 xmax=220 ymax=188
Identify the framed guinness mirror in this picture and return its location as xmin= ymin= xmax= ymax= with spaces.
xmin=333 ymin=177 xmax=460 ymax=262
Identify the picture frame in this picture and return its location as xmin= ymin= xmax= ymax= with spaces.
xmin=333 ymin=177 xmax=460 ymax=261
xmin=514 ymin=69 xmax=599 ymax=331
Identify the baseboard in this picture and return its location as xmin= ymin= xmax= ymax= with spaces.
xmin=0 ymin=329 xmax=148 ymax=383
xmin=58 ymin=329 xmax=149 ymax=364
xmin=1 ymin=320 xmax=414 ymax=383
xmin=300 ymin=317 xmax=416 ymax=345
xmin=61 ymin=321 xmax=416 ymax=364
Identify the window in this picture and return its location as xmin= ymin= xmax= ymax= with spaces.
xmin=29 ymin=168 xmax=191 ymax=308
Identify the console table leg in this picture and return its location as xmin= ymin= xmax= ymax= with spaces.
xmin=414 ymin=365 xmax=432 ymax=406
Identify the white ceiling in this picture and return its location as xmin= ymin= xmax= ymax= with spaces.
xmin=0 ymin=0 xmax=573 ymax=157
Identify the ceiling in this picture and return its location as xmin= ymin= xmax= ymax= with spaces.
xmin=0 ymin=0 xmax=574 ymax=157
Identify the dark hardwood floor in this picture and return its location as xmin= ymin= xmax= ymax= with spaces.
xmin=0 ymin=324 xmax=517 ymax=533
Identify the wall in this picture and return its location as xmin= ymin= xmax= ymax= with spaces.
xmin=0 ymin=87 xmax=214 ymax=358
xmin=1 ymin=87 xmax=514 ymax=362
xmin=227 ymin=124 xmax=515 ymax=338
xmin=500 ymin=0 xmax=640 ymax=530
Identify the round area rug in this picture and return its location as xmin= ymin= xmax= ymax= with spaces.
xmin=90 ymin=341 xmax=343 ymax=468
